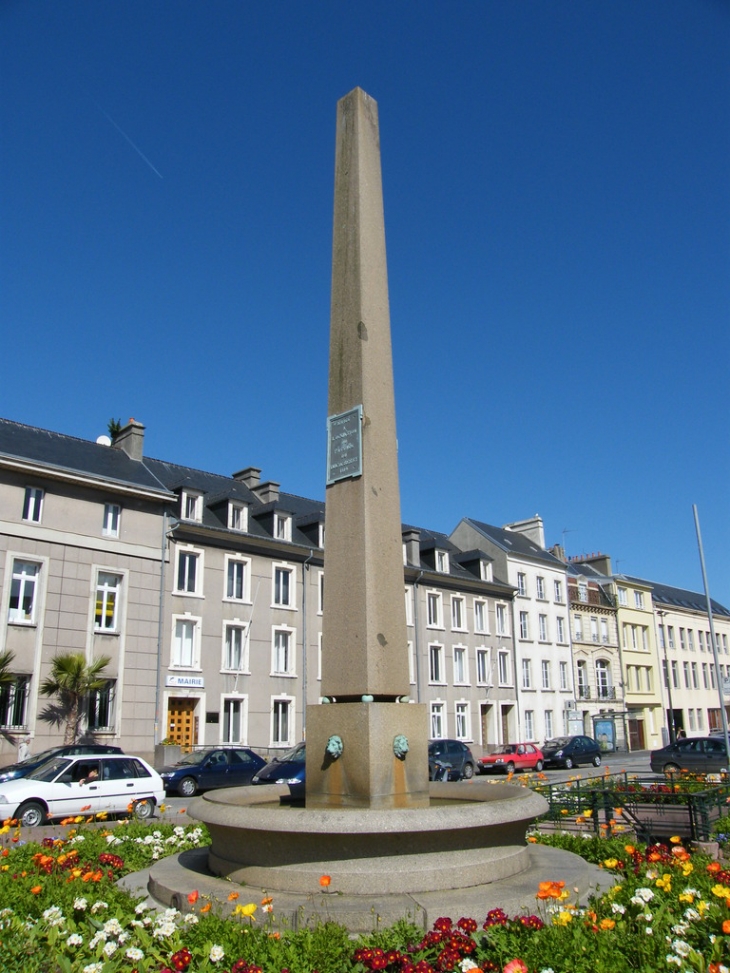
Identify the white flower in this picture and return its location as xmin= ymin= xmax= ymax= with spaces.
xmin=83 ymin=965 xmax=103 ymax=973
xmin=126 ymin=948 xmax=144 ymax=962
xmin=611 ymin=903 xmax=626 ymax=914
xmin=66 ymin=934 xmax=83 ymax=947
xmin=666 ymin=957 xmax=682 ymax=968
xmin=118 ymin=931 xmax=130 ymax=944
xmin=683 ymin=908 xmax=700 ymax=922
xmin=645 ymin=927 xmax=653 ymax=936
xmin=209 ymin=945 xmax=225 ymax=962
xmin=69 ymin=834 xmax=85 ymax=844
xmin=183 ymin=913 xmax=199 ymax=925
xmin=74 ymin=897 xmax=88 ymax=911
xmin=459 ymin=961 xmax=478 ymax=972
xmin=90 ymin=901 xmax=108 ymax=914
xmin=672 ymin=940 xmax=691 ymax=958
xmin=135 ymin=902 xmax=149 ymax=914
xmin=103 ymin=918 xmax=123 ymax=936
xmin=89 ymin=931 xmax=108 ymax=948
xmin=102 ymin=941 xmax=118 ymax=957
xmin=671 ymin=922 xmax=689 ymax=935
xmin=42 ymin=905 xmax=65 ymax=927
xmin=630 ymin=887 xmax=654 ymax=904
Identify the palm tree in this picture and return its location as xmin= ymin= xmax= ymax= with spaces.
xmin=39 ymin=653 xmax=111 ymax=744
xmin=0 ymin=650 xmax=15 ymax=688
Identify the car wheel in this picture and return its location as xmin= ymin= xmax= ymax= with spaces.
xmin=18 ymin=801 xmax=46 ymax=828
xmin=592 ymin=755 xmax=602 ymax=767
xmin=664 ymin=762 xmax=681 ymax=775
xmin=133 ymin=798 xmax=155 ymax=821
xmin=505 ymin=761 xmax=515 ymax=774
xmin=564 ymin=757 xmax=574 ymax=770
xmin=535 ymin=760 xmax=544 ymax=772
xmin=462 ymin=762 xmax=474 ymax=780
xmin=178 ymin=776 xmax=198 ymax=797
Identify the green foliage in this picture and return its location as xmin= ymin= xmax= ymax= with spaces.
xmin=38 ymin=653 xmax=111 ymax=744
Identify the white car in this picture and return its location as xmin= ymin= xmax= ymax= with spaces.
xmin=0 ymin=753 xmax=165 ymax=827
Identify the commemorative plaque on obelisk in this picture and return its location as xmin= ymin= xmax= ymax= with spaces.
xmin=305 ymin=88 xmax=429 ymax=810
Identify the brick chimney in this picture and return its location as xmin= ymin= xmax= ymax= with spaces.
xmin=113 ymin=418 xmax=145 ymax=461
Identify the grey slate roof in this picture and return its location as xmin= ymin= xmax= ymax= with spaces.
xmin=626 ymin=576 xmax=730 ymax=618
xmin=463 ymin=518 xmax=565 ymax=567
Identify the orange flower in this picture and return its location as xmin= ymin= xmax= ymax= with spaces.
xmin=228 ymin=891 xmax=240 ymax=901
xmin=708 ymin=862 xmax=722 ymax=874
xmin=600 ymin=917 xmax=616 ymax=930
xmin=30 ymin=885 xmax=42 ymax=895
xmin=319 ymin=874 xmax=331 ymax=888
xmin=179 ymin=808 xmax=187 ymax=814
xmin=723 ymin=919 xmax=730 ymax=934
xmin=200 ymin=902 xmax=211 ymax=913
xmin=187 ymin=890 xmax=199 ymax=905
xmin=81 ymin=805 xmax=92 ymax=812
xmin=269 ymin=931 xmax=281 ymax=940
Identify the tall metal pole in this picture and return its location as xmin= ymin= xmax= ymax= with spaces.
xmin=656 ymin=609 xmax=676 ymax=744
xmin=693 ymin=504 xmax=730 ymax=765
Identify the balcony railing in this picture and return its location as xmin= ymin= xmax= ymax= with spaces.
xmin=577 ymin=685 xmax=617 ymax=701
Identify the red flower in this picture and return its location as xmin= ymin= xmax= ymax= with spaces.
xmin=503 ymin=961 xmax=528 ymax=973
xmin=319 ymin=874 xmax=331 ymax=888
xmin=187 ymin=890 xmax=199 ymax=905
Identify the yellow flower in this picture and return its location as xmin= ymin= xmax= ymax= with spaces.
xmin=656 ymin=873 xmax=672 ymax=892
xmin=682 ymin=862 xmax=694 ymax=876
xmin=698 ymin=900 xmax=710 ymax=915
xmin=711 ymin=884 xmax=730 ymax=899
xmin=670 ymin=835 xmax=682 ymax=844
xmin=603 ymin=858 xmax=619 ymax=869
xmin=679 ymin=892 xmax=695 ymax=904
xmin=554 ymin=910 xmax=573 ymax=926
xmin=582 ymin=809 xmax=593 ymax=817
xmin=233 ymin=902 xmax=257 ymax=920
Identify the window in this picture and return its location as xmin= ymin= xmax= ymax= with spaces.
xmin=176 ymin=549 xmax=200 ymax=595
xmin=679 ymin=628 xmax=686 ymax=651
xmin=536 ymin=577 xmax=545 ymax=600
xmin=273 ymin=628 xmax=294 ymax=675
xmin=453 ymin=646 xmax=468 ymax=684
xmin=226 ymin=558 xmax=249 ymax=602
xmin=22 ymin=487 xmax=43 ymax=523
xmin=102 ymin=503 xmax=120 ymax=537
xmin=668 ymin=627 xmax=675 ymax=649
xmin=590 ymin=617 xmax=599 ymax=643
xmin=544 ymin=709 xmax=554 ymax=739
xmin=408 ymin=640 xmax=416 ymax=685
xmin=272 ymin=698 xmax=293 ymax=746
xmin=451 ymin=596 xmax=465 ymax=631
xmin=671 ymin=660 xmax=679 ymax=689
xmin=683 ymin=661 xmax=691 ymax=689
xmin=427 ymin=592 xmax=443 ymax=628
xmin=228 ymin=502 xmax=248 ymax=532
xmin=95 ymin=572 xmax=121 ymax=631
xmin=577 ymin=661 xmax=588 ymax=697
xmin=8 ymin=560 xmax=39 ymax=623
xmin=519 ymin=612 xmax=530 ymax=640
xmin=436 ymin=550 xmax=449 ymax=573
xmin=181 ymin=491 xmax=202 ymax=522
xmin=224 ymin=624 xmax=248 ymax=671
xmin=274 ymin=513 xmax=291 ymax=541
xmin=474 ymin=600 xmax=487 ymax=633
xmin=687 ymin=630 xmax=695 ymax=652
xmin=596 ymin=660 xmax=610 ymax=698
xmin=617 ymin=587 xmax=627 ymax=606
xmin=455 ymin=702 xmax=469 ymax=740
xmin=578 ymin=582 xmax=588 ymax=603
xmin=87 ymin=680 xmax=116 ymax=730
xmin=658 ymin=625 xmax=666 ymax=650
xmin=554 ymin=580 xmax=563 ymax=602
xmin=541 ymin=660 xmax=551 ymax=689
xmin=697 ymin=709 xmax=704 ymax=729
xmin=517 ymin=573 xmax=527 ymax=596
xmin=480 ymin=561 xmax=492 ymax=582
xmin=662 ymin=659 xmax=670 ymax=689
xmin=223 ymin=697 xmax=247 ymax=743
xmin=173 ymin=618 xmax=198 ymax=667
xmin=0 ymin=676 xmax=30 ymax=729
xmin=524 ymin=710 xmax=534 ymax=741
xmin=495 ymin=604 xmax=508 ymax=636
xmin=574 ymin=616 xmax=583 ymax=641
xmin=521 ymin=658 xmax=532 ymax=689
xmin=688 ymin=708 xmax=696 ymax=731
xmin=641 ymin=627 xmax=649 ymax=651
xmin=691 ymin=661 xmax=699 ymax=689
xmin=559 ymin=661 xmax=569 ymax=690
xmin=600 ymin=618 xmax=609 ymax=643
xmin=699 ymin=631 xmax=705 ymax=652
xmin=702 ymin=663 xmax=709 ymax=689
xmin=476 ymin=648 xmax=490 ymax=685
xmin=634 ymin=591 xmax=644 ymax=609
xmin=319 ymin=572 xmax=325 ymax=615
xmin=498 ymin=651 xmax=510 ymax=686
xmin=538 ymin=615 xmax=548 ymax=641
xmin=273 ymin=565 xmax=294 ymax=608
xmin=556 ymin=617 xmax=566 ymax=642
xmin=430 ymin=702 xmax=445 ymax=738
xmin=429 ymin=644 xmax=444 ymax=683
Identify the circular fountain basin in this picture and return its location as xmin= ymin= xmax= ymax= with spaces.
xmin=189 ymin=780 xmax=548 ymax=895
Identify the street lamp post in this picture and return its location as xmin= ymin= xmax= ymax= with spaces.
xmin=657 ymin=610 xmax=676 ymax=745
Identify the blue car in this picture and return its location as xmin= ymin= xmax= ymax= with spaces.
xmin=252 ymin=742 xmax=306 ymax=800
xmin=158 ymin=746 xmax=266 ymax=797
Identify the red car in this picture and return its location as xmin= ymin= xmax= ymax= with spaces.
xmin=478 ymin=743 xmax=544 ymax=775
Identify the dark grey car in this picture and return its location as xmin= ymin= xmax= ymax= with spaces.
xmin=428 ymin=740 xmax=476 ymax=780
xmin=541 ymin=735 xmax=602 ymax=769
xmin=650 ymin=737 xmax=730 ymax=775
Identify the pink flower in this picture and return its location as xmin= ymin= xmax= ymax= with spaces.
xmin=503 ymin=960 xmax=528 ymax=973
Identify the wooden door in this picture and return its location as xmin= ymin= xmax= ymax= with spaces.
xmin=628 ymin=717 xmax=645 ymax=751
xmin=480 ymin=703 xmax=492 ymax=749
xmin=166 ymin=698 xmax=197 ymax=750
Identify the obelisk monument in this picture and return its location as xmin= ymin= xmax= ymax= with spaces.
xmin=305 ymin=88 xmax=429 ymax=810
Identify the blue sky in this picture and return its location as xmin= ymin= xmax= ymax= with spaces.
xmin=2 ymin=2 xmax=728 ymax=599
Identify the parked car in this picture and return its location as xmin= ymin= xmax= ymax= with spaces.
xmin=541 ymin=736 xmax=602 ymax=769
xmin=0 ymin=753 xmax=164 ymax=827
xmin=650 ymin=737 xmax=730 ymax=775
xmin=428 ymin=740 xmax=476 ymax=780
xmin=0 ymin=743 xmax=123 ymax=785
xmin=252 ymin=742 xmax=306 ymax=799
xmin=158 ymin=746 xmax=266 ymax=796
xmin=478 ymin=743 xmax=544 ymax=775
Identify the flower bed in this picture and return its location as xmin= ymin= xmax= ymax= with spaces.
xmin=0 ymin=813 xmax=729 ymax=972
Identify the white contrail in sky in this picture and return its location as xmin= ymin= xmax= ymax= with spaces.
xmin=90 ymin=97 xmax=163 ymax=179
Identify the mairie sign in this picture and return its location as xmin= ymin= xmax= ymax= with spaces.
xmin=166 ymin=675 xmax=204 ymax=689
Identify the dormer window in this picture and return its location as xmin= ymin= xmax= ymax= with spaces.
xmin=318 ymin=522 xmax=325 ymax=548
xmin=274 ymin=513 xmax=291 ymax=541
xmin=228 ymin=501 xmax=248 ymax=532
xmin=181 ymin=490 xmax=203 ymax=522
xmin=23 ymin=487 xmax=44 ymax=523
xmin=480 ymin=561 xmax=492 ymax=582
xmin=578 ymin=581 xmax=588 ymax=602
xmin=436 ymin=550 xmax=449 ymax=573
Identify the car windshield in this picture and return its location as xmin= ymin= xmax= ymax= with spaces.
xmin=176 ymin=750 xmax=213 ymax=766
xmin=544 ymin=738 xmax=570 ymax=749
xmin=27 ymin=756 xmax=73 ymax=782
xmin=274 ymin=744 xmax=305 ymax=763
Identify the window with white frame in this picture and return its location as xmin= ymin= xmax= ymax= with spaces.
xmin=574 ymin=615 xmax=583 ymax=640
xmin=559 ymin=660 xmax=569 ymax=690
xmin=600 ymin=618 xmax=609 ymax=643
xmin=274 ymin=513 xmax=291 ymax=541
xmin=524 ymin=709 xmax=534 ymax=741
xmin=596 ymin=659 xmax=610 ymax=698
xmin=544 ymin=709 xmax=554 ymax=739
xmin=223 ymin=623 xmax=248 ymax=672
xmin=554 ymin=580 xmax=563 ymax=602
xmin=405 ymin=587 xmax=413 ymax=626
xmin=427 ymin=591 xmax=443 ymax=628
xmin=228 ymin=501 xmax=248 ymax=532
xmin=8 ymin=560 xmax=40 ymax=624
xmin=617 ymin=587 xmax=627 ymax=606
xmin=668 ymin=626 xmax=675 ymax=649
xmin=181 ymin=491 xmax=203 ymax=522
xmin=689 ymin=708 xmax=696 ymax=731
xmin=451 ymin=596 xmax=465 ymax=631
xmin=691 ymin=661 xmax=699 ymax=689
xmin=222 ymin=696 xmax=247 ymax=743
xmin=175 ymin=549 xmax=201 ymax=595
xmin=474 ymin=599 xmax=488 ymax=634
xmin=590 ymin=617 xmax=599 ymax=643
xmin=318 ymin=523 xmax=325 ymax=548
xmin=0 ymin=676 xmax=30 ymax=729
xmin=87 ymin=679 xmax=116 ymax=731
xmin=273 ymin=565 xmax=294 ymax=608
xmin=455 ymin=702 xmax=470 ymax=740
xmin=683 ymin=661 xmax=691 ymax=689
xmin=495 ymin=604 xmax=508 ymax=636
xmin=687 ymin=630 xmax=695 ymax=651
xmin=541 ymin=660 xmax=551 ymax=689
xmin=22 ymin=487 xmax=44 ymax=523
xmin=102 ymin=503 xmax=120 ymax=537
xmin=430 ymin=701 xmax=445 ymax=739
xmin=436 ymin=550 xmax=449 ymax=573
xmin=408 ymin=640 xmax=415 ymax=685
xmin=429 ymin=643 xmax=444 ymax=683
xmin=679 ymin=628 xmax=686 ymax=650
xmin=519 ymin=611 xmax=530 ymax=640
xmin=453 ymin=645 xmax=468 ymax=684
xmin=172 ymin=617 xmax=198 ymax=668
xmin=538 ymin=615 xmax=548 ymax=641
xmin=318 ymin=572 xmax=325 ymax=615
xmin=271 ymin=697 xmax=293 ymax=746
xmin=521 ymin=658 xmax=532 ymax=689
xmin=577 ymin=660 xmax=588 ymax=696
xmin=671 ymin=660 xmax=679 ymax=688
xmin=94 ymin=572 xmax=122 ymax=631
xmin=536 ymin=576 xmax=545 ymax=600
xmin=476 ymin=648 xmax=490 ymax=685
xmin=480 ymin=561 xmax=492 ymax=582
xmin=634 ymin=591 xmax=644 ymax=609
xmin=697 ymin=709 xmax=704 ymax=729
xmin=556 ymin=617 xmax=566 ymax=642
xmin=498 ymin=650 xmax=510 ymax=685
xmin=225 ymin=557 xmax=250 ymax=602
xmin=272 ymin=628 xmax=295 ymax=675
xmin=578 ymin=581 xmax=588 ymax=602
xmin=517 ymin=572 xmax=527 ymax=596
xmin=702 ymin=662 xmax=709 ymax=688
